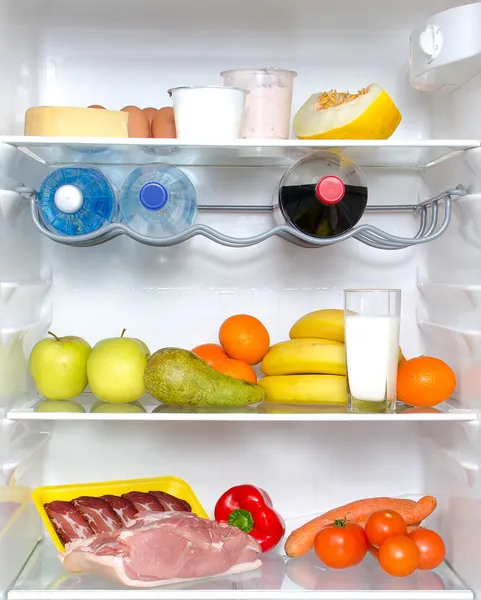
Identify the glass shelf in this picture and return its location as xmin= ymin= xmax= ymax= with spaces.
xmin=7 ymin=393 xmax=477 ymax=422
xmin=8 ymin=538 xmax=472 ymax=600
xmin=1 ymin=137 xmax=479 ymax=169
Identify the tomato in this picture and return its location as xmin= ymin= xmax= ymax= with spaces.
xmin=365 ymin=510 xmax=407 ymax=548
xmin=314 ymin=518 xmax=368 ymax=569
xmin=378 ymin=535 xmax=420 ymax=577
xmin=408 ymin=528 xmax=446 ymax=570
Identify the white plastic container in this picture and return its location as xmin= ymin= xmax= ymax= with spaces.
xmin=167 ymin=86 xmax=248 ymax=140
xmin=220 ymin=67 xmax=297 ymax=139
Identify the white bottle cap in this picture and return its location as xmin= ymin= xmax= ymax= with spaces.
xmin=54 ymin=184 xmax=84 ymax=213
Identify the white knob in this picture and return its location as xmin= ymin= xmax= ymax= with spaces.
xmin=419 ymin=23 xmax=443 ymax=62
xmin=54 ymin=184 xmax=84 ymax=213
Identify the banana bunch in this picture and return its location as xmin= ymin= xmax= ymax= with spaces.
xmin=260 ymin=308 xmax=405 ymax=405
xmin=260 ymin=374 xmax=347 ymax=406
xmin=259 ymin=309 xmax=348 ymax=406
xmin=289 ymin=308 xmax=345 ymax=343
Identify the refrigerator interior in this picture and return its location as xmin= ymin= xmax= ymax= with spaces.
xmin=2 ymin=0 xmax=481 ymax=598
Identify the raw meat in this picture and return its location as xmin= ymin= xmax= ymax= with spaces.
xmin=45 ymin=490 xmax=192 ymax=543
xmin=62 ymin=511 xmax=262 ymax=587
xmin=121 ymin=492 xmax=164 ymax=513
xmin=149 ymin=490 xmax=191 ymax=512
xmin=44 ymin=501 xmax=94 ymax=544
xmin=101 ymin=495 xmax=138 ymax=527
xmin=72 ymin=497 xmax=122 ymax=534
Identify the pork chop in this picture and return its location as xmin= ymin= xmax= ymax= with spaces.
xmin=61 ymin=511 xmax=262 ymax=587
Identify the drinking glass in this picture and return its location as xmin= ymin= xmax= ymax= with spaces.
xmin=344 ymin=289 xmax=401 ymax=413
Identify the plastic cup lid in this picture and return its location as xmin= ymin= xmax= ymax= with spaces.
xmin=167 ymin=86 xmax=249 ymax=96
xmin=220 ymin=67 xmax=298 ymax=77
xmin=315 ymin=176 xmax=345 ymax=205
xmin=139 ymin=182 xmax=168 ymax=210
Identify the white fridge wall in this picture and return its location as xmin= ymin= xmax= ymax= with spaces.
xmin=430 ymin=71 xmax=481 ymax=139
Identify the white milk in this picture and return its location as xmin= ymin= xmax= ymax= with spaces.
xmin=168 ymin=86 xmax=247 ymax=140
xmin=344 ymin=315 xmax=400 ymax=402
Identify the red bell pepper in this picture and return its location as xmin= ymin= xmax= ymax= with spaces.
xmin=214 ymin=485 xmax=285 ymax=552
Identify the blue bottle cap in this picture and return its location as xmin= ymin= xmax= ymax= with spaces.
xmin=139 ymin=182 xmax=168 ymax=210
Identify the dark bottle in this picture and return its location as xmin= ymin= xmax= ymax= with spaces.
xmin=274 ymin=151 xmax=368 ymax=239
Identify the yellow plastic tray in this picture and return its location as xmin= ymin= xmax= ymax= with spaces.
xmin=33 ymin=475 xmax=208 ymax=552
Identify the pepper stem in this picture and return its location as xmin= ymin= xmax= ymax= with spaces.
xmin=228 ymin=509 xmax=254 ymax=534
xmin=48 ymin=331 xmax=61 ymax=342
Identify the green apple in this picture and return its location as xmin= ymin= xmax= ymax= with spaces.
xmin=35 ymin=399 xmax=86 ymax=413
xmin=135 ymin=339 xmax=151 ymax=360
xmin=29 ymin=332 xmax=92 ymax=400
xmin=91 ymin=400 xmax=146 ymax=413
xmin=87 ymin=330 xmax=149 ymax=403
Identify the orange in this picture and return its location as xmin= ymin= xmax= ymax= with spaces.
xmin=219 ymin=314 xmax=270 ymax=365
xmin=397 ymin=356 xmax=456 ymax=407
xmin=192 ymin=343 xmax=228 ymax=366
xmin=213 ymin=358 xmax=257 ymax=383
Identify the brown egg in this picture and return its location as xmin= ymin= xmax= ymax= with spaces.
xmin=121 ymin=105 xmax=150 ymax=138
xmin=143 ymin=107 xmax=158 ymax=124
xmin=88 ymin=105 xmax=106 ymax=110
xmin=151 ymin=107 xmax=176 ymax=139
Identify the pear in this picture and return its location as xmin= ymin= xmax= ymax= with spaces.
xmin=145 ymin=348 xmax=266 ymax=407
xmin=87 ymin=329 xmax=150 ymax=403
xmin=29 ymin=332 xmax=92 ymax=400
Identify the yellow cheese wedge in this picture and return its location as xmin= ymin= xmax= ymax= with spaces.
xmin=24 ymin=106 xmax=129 ymax=138
xmin=293 ymin=84 xmax=401 ymax=140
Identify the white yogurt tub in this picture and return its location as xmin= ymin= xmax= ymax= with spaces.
xmin=168 ymin=86 xmax=248 ymax=141
xmin=220 ymin=68 xmax=297 ymax=139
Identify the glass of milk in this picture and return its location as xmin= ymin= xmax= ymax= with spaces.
xmin=344 ymin=289 xmax=401 ymax=413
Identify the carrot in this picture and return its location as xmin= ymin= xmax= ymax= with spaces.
xmin=407 ymin=524 xmax=424 ymax=534
xmin=285 ymin=496 xmax=437 ymax=557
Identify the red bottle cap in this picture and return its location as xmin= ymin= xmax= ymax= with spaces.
xmin=315 ymin=175 xmax=345 ymax=205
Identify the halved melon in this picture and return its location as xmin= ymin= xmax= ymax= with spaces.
xmin=293 ymin=84 xmax=402 ymax=140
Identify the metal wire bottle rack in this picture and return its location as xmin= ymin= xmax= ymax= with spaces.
xmin=22 ymin=186 xmax=466 ymax=251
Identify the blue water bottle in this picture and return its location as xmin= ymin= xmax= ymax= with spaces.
xmin=38 ymin=167 xmax=117 ymax=236
xmin=119 ymin=165 xmax=197 ymax=237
